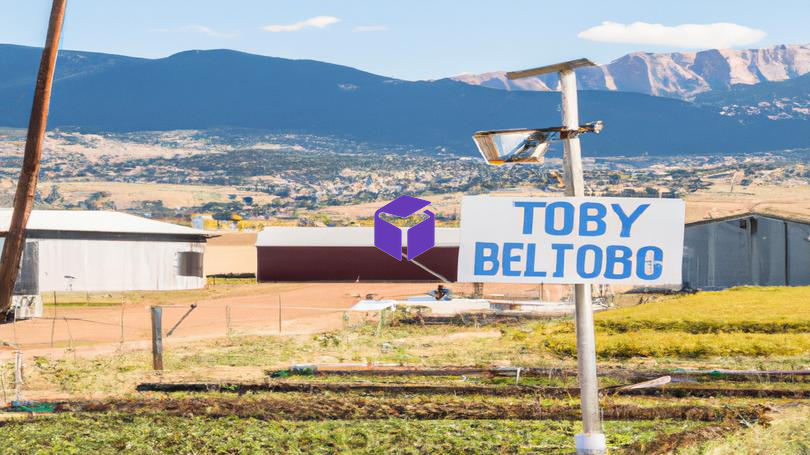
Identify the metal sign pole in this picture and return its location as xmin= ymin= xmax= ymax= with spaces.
xmin=559 ymin=68 xmax=606 ymax=455
xmin=501 ymin=59 xmax=606 ymax=454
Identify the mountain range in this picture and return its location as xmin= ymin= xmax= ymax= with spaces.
xmin=1 ymin=43 xmax=810 ymax=157
xmin=696 ymin=72 xmax=810 ymax=120
xmin=450 ymin=44 xmax=810 ymax=100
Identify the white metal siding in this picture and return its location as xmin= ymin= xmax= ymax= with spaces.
xmin=37 ymin=239 xmax=206 ymax=291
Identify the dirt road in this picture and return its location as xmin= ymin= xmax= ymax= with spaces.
xmin=0 ymin=282 xmax=559 ymax=360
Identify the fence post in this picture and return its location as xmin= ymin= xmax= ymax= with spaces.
xmin=63 ymin=317 xmax=75 ymax=360
xmin=375 ymin=308 xmax=386 ymax=337
xmin=225 ymin=305 xmax=232 ymax=337
xmin=49 ymin=302 xmax=57 ymax=348
xmin=278 ymin=295 xmax=282 ymax=334
xmin=151 ymin=306 xmax=163 ymax=371
xmin=11 ymin=312 xmax=17 ymax=347
xmin=0 ymin=360 xmax=7 ymax=403
xmin=14 ymin=351 xmax=23 ymax=402
xmin=119 ymin=298 xmax=125 ymax=347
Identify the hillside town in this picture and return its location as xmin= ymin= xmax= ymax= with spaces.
xmin=1 ymin=129 xmax=808 ymax=224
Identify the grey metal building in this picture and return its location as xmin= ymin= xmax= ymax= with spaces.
xmin=682 ymin=213 xmax=810 ymax=289
xmin=0 ymin=209 xmax=213 ymax=292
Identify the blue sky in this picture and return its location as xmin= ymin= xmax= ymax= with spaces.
xmin=2 ymin=0 xmax=809 ymax=80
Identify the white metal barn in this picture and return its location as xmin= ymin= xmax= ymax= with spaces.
xmin=0 ymin=210 xmax=213 ymax=292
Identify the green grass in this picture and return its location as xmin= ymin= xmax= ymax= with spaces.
xmin=537 ymin=328 xmax=810 ymax=359
xmin=598 ymin=287 xmax=810 ymax=333
xmin=0 ymin=414 xmax=709 ymax=455
xmin=515 ymin=286 xmax=810 ymax=360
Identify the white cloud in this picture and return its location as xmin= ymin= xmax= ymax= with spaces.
xmin=178 ymin=25 xmax=235 ymax=38
xmin=151 ymin=25 xmax=235 ymax=38
xmin=262 ymin=16 xmax=340 ymax=33
xmin=577 ymin=21 xmax=766 ymax=49
xmin=353 ymin=25 xmax=389 ymax=33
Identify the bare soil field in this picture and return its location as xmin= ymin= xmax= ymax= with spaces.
xmin=34 ymin=181 xmax=275 ymax=210
xmin=687 ymin=183 xmax=810 ymax=222
xmin=320 ymin=183 xmax=810 ymax=225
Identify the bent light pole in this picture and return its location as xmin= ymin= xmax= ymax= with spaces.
xmin=506 ymin=59 xmax=606 ymax=455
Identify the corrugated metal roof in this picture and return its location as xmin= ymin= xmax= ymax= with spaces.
xmin=0 ymin=209 xmax=211 ymax=237
xmin=686 ymin=210 xmax=810 ymax=227
xmin=256 ymin=227 xmax=460 ymax=247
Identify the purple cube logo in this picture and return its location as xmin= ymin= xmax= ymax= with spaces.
xmin=374 ymin=195 xmax=435 ymax=261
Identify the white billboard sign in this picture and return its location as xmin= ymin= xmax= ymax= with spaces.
xmin=457 ymin=196 xmax=685 ymax=284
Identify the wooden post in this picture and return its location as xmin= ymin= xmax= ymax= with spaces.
xmin=50 ymin=289 xmax=58 ymax=346
xmin=13 ymin=351 xmax=23 ymax=402
xmin=11 ymin=312 xmax=17 ymax=347
xmin=277 ymin=295 xmax=282 ymax=334
xmin=119 ymin=299 xmax=125 ymax=347
xmin=49 ymin=307 xmax=57 ymax=348
xmin=63 ymin=316 xmax=75 ymax=360
xmin=0 ymin=0 xmax=68 ymax=315
xmin=225 ymin=305 xmax=232 ymax=337
xmin=375 ymin=308 xmax=386 ymax=337
xmin=0 ymin=360 xmax=7 ymax=403
xmin=151 ymin=306 xmax=163 ymax=371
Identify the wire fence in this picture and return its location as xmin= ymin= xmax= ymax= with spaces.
xmin=0 ymin=281 xmax=591 ymax=379
xmin=0 ymin=295 xmax=378 ymax=358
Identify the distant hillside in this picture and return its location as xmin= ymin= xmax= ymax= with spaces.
xmin=696 ymin=72 xmax=810 ymax=120
xmin=451 ymin=44 xmax=810 ymax=100
xmin=1 ymin=44 xmax=810 ymax=156
xmin=0 ymin=43 xmax=140 ymax=91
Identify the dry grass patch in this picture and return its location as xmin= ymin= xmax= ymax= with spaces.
xmin=679 ymin=405 xmax=810 ymax=455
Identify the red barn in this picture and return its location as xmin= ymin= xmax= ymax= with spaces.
xmin=256 ymin=227 xmax=460 ymax=282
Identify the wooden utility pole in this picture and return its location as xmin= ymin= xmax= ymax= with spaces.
xmin=0 ymin=0 xmax=68 ymax=315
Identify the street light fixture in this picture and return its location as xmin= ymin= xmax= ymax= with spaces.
xmin=472 ymin=122 xmax=603 ymax=165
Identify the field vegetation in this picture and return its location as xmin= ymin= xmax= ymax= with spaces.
xmin=14 ymin=286 xmax=810 ymax=396
xmin=0 ymin=414 xmax=707 ymax=454
xmin=517 ymin=286 xmax=810 ymax=361
xmin=680 ymin=406 xmax=810 ymax=455
xmin=2 ymin=285 xmax=808 ymax=454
